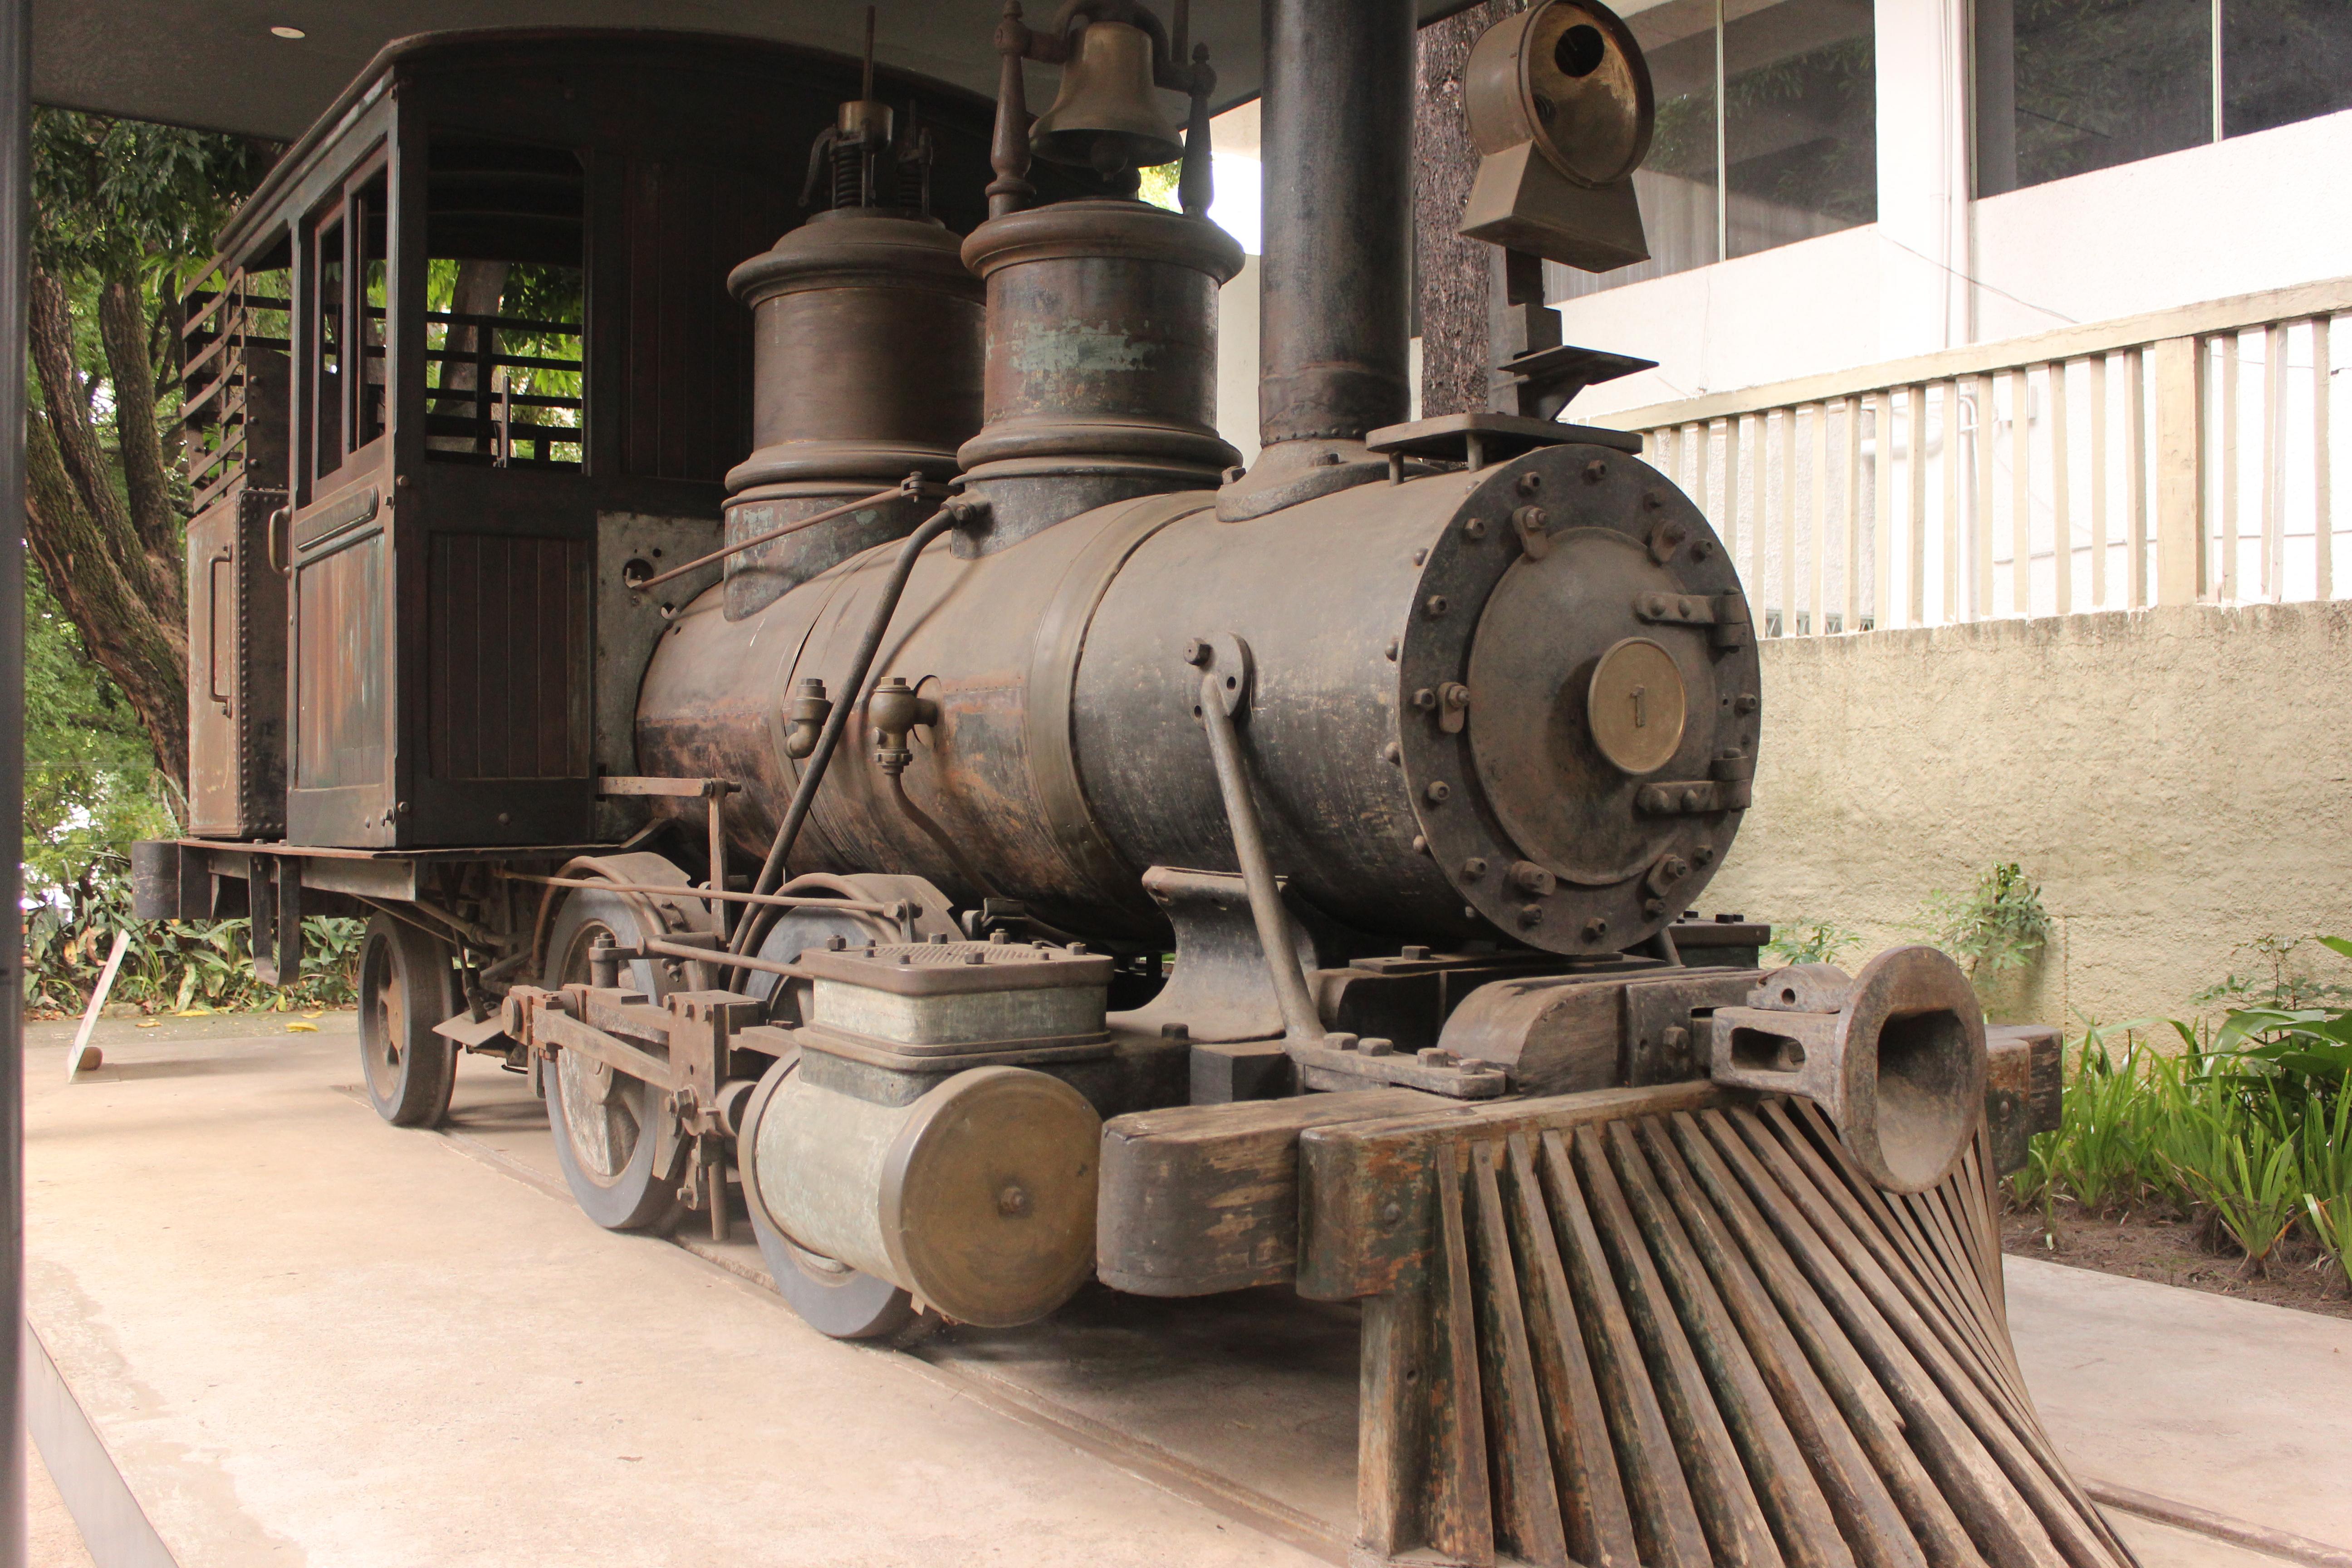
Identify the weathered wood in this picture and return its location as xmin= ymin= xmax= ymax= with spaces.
xmin=1356 ymin=1288 xmax=1428 ymax=1562
xmin=1573 ymin=1124 xmax=1784 ymax=1568
xmin=1665 ymin=1113 xmax=1991 ymax=1568
xmin=1430 ymin=1148 xmax=1498 ymax=1565
xmin=1537 ymin=1130 xmax=1713 ymax=1568
xmin=1298 ymin=1079 xmax=1734 ymax=1301
xmin=1717 ymin=1108 xmax=2090 ymax=1568
xmin=1467 ymin=1144 xmax=1571 ymax=1566
xmin=1098 ymin=1088 xmax=1437 ymax=1296
xmin=1331 ymin=1091 xmax=2128 ymax=1568
xmin=1633 ymin=1119 xmax=1931 ymax=1568
xmin=1499 ymin=1134 xmax=1639 ymax=1568
xmin=1604 ymin=1121 xmax=1852 ymax=1568
xmin=1413 ymin=1 xmax=1520 ymax=420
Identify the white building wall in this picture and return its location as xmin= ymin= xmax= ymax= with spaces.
xmin=1206 ymin=10 xmax=2352 ymax=445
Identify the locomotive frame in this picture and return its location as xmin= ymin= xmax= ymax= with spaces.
xmin=136 ymin=9 xmax=2125 ymax=1567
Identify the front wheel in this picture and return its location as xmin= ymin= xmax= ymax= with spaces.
xmin=357 ymin=913 xmax=459 ymax=1127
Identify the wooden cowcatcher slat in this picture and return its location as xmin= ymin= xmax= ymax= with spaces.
xmin=1300 ymin=1090 xmax=2137 ymax=1568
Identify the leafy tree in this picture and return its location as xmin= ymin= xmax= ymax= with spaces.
xmin=25 ymin=108 xmax=272 ymax=795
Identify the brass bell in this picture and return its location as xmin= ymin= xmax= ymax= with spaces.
xmin=1029 ymin=19 xmax=1185 ymax=174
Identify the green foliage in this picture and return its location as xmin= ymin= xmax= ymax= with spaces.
xmin=2014 ymin=947 xmax=2352 ymax=1281
xmin=32 ymin=107 xmax=268 ymax=283
xmin=2192 ymin=934 xmax=2352 ymax=1013
xmin=1918 ymin=862 xmax=2052 ymax=978
xmin=23 ymin=844 xmax=363 ymax=1019
xmin=23 ymin=565 xmax=362 ymax=1021
xmin=1764 ymin=919 xmax=1860 ymax=967
xmin=1135 ymin=164 xmax=1181 ymax=211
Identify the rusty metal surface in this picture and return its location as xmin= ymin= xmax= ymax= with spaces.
xmin=1706 ymin=948 xmax=1990 ymax=1195
xmin=956 ymin=199 xmax=1242 ymax=548
xmin=643 ymin=438 xmax=1752 ymax=962
xmin=186 ymin=488 xmax=289 ymax=839
xmin=723 ymin=208 xmax=984 ymax=615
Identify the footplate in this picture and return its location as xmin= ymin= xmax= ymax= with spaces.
xmin=1298 ymin=1087 xmax=2134 ymax=1568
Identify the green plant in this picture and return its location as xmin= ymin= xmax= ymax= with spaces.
xmin=2210 ymin=937 xmax=2352 ymax=1096
xmin=1764 ymin=919 xmax=1861 ymax=967
xmin=2306 ymin=1195 xmax=2352 ymax=1292
xmin=2192 ymin=934 xmax=2352 ymax=1014
xmin=1918 ymin=862 xmax=2053 ymax=978
xmin=23 ymin=845 xmax=364 ymax=1018
xmin=2160 ymin=1106 xmax=2305 ymax=1271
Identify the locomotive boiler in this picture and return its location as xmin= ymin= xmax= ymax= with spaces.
xmin=140 ymin=5 xmax=2128 ymax=1565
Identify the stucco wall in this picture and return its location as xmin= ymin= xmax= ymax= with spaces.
xmin=1701 ymin=601 xmax=2352 ymax=1030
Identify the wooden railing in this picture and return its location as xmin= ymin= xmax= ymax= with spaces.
xmin=180 ymin=267 xmax=290 ymax=513
xmin=1599 ymin=276 xmax=2351 ymax=634
xmin=421 ymin=307 xmax=584 ymax=467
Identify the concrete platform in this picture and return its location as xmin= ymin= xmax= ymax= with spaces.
xmin=21 ymin=1017 xmax=2352 ymax=1568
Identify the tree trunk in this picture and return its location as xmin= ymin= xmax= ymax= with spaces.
xmin=98 ymin=276 xmax=181 ymax=577
xmin=1414 ymin=2 xmax=1520 ymax=420
xmin=26 ymin=267 xmax=191 ymax=791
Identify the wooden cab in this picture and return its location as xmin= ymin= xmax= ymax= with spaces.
xmin=182 ymin=29 xmax=1014 ymax=848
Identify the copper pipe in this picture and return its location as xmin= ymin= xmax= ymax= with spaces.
xmin=637 ymin=480 xmax=912 ymax=590
xmin=886 ymin=770 xmax=1002 ymax=902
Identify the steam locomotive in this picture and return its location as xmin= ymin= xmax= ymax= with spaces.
xmin=138 ymin=5 xmax=2124 ymax=1564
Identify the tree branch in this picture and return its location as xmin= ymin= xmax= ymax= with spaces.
xmin=29 ymin=269 xmax=138 ymax=551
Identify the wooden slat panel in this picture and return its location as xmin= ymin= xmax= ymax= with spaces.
xmin=2220 ymin=334 xmax=2240 ymax=601
xmin=1431 ymin=1148 xmax=1498 ymax=1566
xmin=1731 ymin=1109 xmax=2118 ymax=1568
xmin=428 ymin=534 xmax=590 ymax=781
xmin=2314 ymin=316 xmax=2333 ymax=600
xmin=1667 ymin=1113 xmax=1993 ymax=1568
xmin=1843 ymin=398 xmax=1862 ymax=632
xmin=2049 ymin=361 xmax=2071 ymax=616
xmin=295 ymin=532 xmax=385 ymax=790
xmin=1698 ymin=1110 xmax=2067 ymax=1568
xmin=1604 ymin=1122 xmax=1851 ymax=1568
xmin=2089 ymin=355 xmax=2109 ymax=610
xmin=1538 ymin=1129 xmax=1713 ymax=1568
xmin=1500 ymin=1134 xmax=1641 ymax=1568
xmin=1632 ymin=1119 xmax=1927 ymax=1568
xmin=2010 ymin=367 xmax=2031 ymax=616
xmin=1571 ymin=1125 xmax=1782 ymax=1568
xmin=1906 ymin=385 xmax=1927 ymax=627
xmin=1467 ymin=1143 xmax=1571 ymax=1567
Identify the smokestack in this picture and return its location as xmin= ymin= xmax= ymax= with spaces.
xmin=1218 ymin=0 xmax=1416 ymax=520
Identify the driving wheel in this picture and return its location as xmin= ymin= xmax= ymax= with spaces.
xmin=543 ymin=887 xmax=689 ymax=1231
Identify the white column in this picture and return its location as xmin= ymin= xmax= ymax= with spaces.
xmin=1873 ymin=0 xmax=1974 ymax=358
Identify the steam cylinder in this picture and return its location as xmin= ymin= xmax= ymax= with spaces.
xmin=720 ymin=209 xmax=984 ymax=617
xmin=637 ymin=439 xmax=1762 ymax=957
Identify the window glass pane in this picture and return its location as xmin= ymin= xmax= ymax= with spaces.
xmin=2224 ymin=0 xmax=2352 ymax=138
xmin=1554 ymin=0 xmax=1718 ymax=300
xmin=1975 ymin=0 xmax=2210 ymax=197
xmin=1723 ymin=0 xmax=1876 ymax=260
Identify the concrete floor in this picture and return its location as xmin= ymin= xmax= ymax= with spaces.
xmin=21 ymin=1015 xmax=2352 ymax=1568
